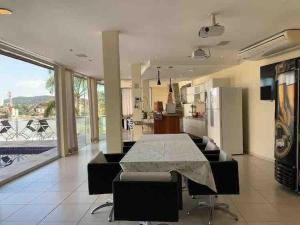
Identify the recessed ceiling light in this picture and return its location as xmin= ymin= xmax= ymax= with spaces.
xmin=0 ymin=8 xmax=12 ymax=15
xmin=188 ymin=69 xmax=194 ymax=72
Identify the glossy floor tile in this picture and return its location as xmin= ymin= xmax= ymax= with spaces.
xmin=0 ymin=143 xmax=299 ymax=225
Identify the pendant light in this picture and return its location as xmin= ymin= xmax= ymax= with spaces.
xmin=169 ymin=78 xmax=173 ymax=92
xmin=168 ymin=66 xmax=173 ymax=92
xmin=0 ymin=8 xmax=12 ymax=15
xmin=157 ymin=66 xmax=161 ymax=85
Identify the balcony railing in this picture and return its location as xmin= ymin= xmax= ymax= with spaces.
xmin=0 ymin=118 xmax=57 ymax=142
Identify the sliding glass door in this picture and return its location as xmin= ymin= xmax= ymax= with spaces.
xmin=73 ymin=75 xmax=91 ymax=147
xmin=0 ymin=54 xmax=58 ymax=183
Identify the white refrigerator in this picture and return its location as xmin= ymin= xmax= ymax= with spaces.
xmin=207 ymin=87 xmax=243 ymax=155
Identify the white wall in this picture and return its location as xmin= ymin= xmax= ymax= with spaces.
xmin=150 ymin=86 xmax=169 ymax=110
xmin=192 ymin=49 xmax=300 ymax=161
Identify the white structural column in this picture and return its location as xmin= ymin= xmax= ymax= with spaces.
xmin=102 ymin=31 xmax=122 ymax=153
xmin=142 ymin=79 xmax=151 ymax=112
xmin=55 ymin=66 xmax=78 ymax=157
xmin=87 ymin=77 xmax=99 ymax=143
xmin=131 ymin=63 xmax=142 ymax=121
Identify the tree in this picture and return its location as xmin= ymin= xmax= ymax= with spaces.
xmin=45 ymin=74 xmax=55 ymax=95
xmin=97 ymin=89 xmax=105 ymax=115
xmin=73 ymin=76 xmax=88 ymax=116
xmin=45 ymin=74 xmax=88 ymax=116
xmin=44 ymin=100 xmax=55 ymax=118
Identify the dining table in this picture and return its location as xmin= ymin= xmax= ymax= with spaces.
xmin=120 ymin=133 xmax=216 ymax=192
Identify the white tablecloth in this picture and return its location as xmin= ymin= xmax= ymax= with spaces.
xmin=120 ymin=133 xmax=216 ymax=192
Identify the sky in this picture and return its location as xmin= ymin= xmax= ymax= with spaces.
xmin=0 ymin=54 xmax=54 ymax=103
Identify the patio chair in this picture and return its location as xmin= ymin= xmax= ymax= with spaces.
xmin=37 ymin=119 xmax=55 ymax=140
xmin=0 ymin=120 xmax=16 ymax=141
xmin=0 ymin=155 xmax=13 ymax=167
xmin=19 ymin=119 xmax=37 ymax=140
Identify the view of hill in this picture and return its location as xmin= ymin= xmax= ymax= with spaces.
xmin=3 ymin=95 xmax=54 ymax=105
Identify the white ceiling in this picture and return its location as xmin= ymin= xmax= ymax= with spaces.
xmin=0 ymin=0 xmax=299 ymax=79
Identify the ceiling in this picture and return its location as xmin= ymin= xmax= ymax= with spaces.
xmin=0 ymin=0 xmax=299 ymax=80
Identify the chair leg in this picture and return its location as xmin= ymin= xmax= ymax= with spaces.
xmin=91 ymin=201 xmax=113 ymax=214
xmin=208 ymin=195 xmax=215 ymax=225
xmin=187 ymin=196 xmax=238 ymax=224
xmin=108 ymin=206 xmax=114 ymax=222
xmin=214 ymin=204 xmax=238 ymax=221
xmin=139 ymin=222 xmax=151 ymax=225
xmin=215 ymin=202 xmax=229 ymax=209
xmin=187 ymin=201 xmax=210 ymax=215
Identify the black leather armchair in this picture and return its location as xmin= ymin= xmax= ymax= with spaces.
xmin=113 ymin=171 xmax=180 ymax=223
xmin=191 ymin=137 xmax=203 ymax=144
xmin=122 ymin=146 xmax=132 ymax=154
xmin=187 ymin=151 xmax=239 ymax=225
xmin=204 ymin=153 xmax=220 ymax=161
xmin=194 ymin=141 xmax=221 ymax=161
xmin=122 ymin=141 xmax=136 ymax=153
xmin=123 ymin=141 xmax=136 ymax=147
xmin=87 ymin=152 xmax=125 ymax=221
xmin=194 ymin=136 xmax=215 ymax=151
xmin=196 ymin=142 xmax=207 ymax=150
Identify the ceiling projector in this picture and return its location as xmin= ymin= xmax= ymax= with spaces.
xmin=199 ymin=14 xmax=225 ymax=38
xmin=191 ymin=48 xmax=211 ymax=59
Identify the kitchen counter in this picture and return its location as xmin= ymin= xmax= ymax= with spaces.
xmin=154 ymin=114 xmax=182 ymax=134
xmin=185 ymin=116 xmax=206 ymax=121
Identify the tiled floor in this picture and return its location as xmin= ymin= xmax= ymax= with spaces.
xmin=0 ymin=143 xmax=300 ymax=225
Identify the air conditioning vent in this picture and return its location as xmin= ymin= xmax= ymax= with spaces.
xmin=238 ymin=30 xmax=300 ymax=60
xmin=217 ymin=41 xmax=230 ymax=46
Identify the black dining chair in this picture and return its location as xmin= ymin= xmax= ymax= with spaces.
xmin=113 ymin=171 xmax=180 ymax=223
xmin=87 ymin=152 xmax=125 ymax=222
xmin=123 ymin=141 xmax=136 ymax=147
xmin=192 ymin=137 xmax=203 ymax=144
xmin=186 ymin=150 xmax=240 ymax=225
xmin=122 ymin=141 xmax=136 ymax=154
xmin=122 ymin=146 xmax=132 ymax=154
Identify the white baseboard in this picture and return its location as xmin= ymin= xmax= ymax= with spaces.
xmin=249 ymin=152 xmax=274 ymax=162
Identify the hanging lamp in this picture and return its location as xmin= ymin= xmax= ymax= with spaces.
xmin=169 ymin=66 xmax=173 ymax=92
xmin=157 ymin=66 xmax=161 ymax=85
xmin=169 ymin=78 xmax=173 ymax=92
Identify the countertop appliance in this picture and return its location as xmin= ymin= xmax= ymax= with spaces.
xmin=207 ymin=87 xmax=243 ymax=155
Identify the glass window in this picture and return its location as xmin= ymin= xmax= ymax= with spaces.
xmin=0 ymin=54 xmax=58 ymax=183
xmin=97 ymin=83 xmax=106 ymax=141
xmin=73 ymin=75 xmax=91 ymax=147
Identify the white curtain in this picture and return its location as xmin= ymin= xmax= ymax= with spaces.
xmin=55 ymin=67 xmax=78 ymax=156
xmin=122 ymin=88 xmax=133 ymax=116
